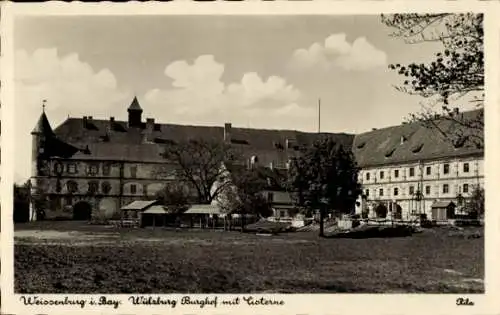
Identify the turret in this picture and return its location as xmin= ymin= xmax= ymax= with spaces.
xmin=128 ymin=96 xmax=143 ymax=128
xmin=30 ymin=103 xmax=54 ymax=220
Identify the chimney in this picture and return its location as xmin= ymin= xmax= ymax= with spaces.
xmin=224 ymin=123 xmax=232 ymax=143
xmin=453 ymin=107 xmax=459 ymax=115
xmin=83 ymin=116 xmax=88 ymax=128
xmin=88 ymin=116 xmax=93 ymax=120
xmin=110 ymin=116 xmax=115 ymax=123
xmin=400 ymin=136 xmax=406 ymax=145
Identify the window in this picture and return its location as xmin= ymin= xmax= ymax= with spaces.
xmin=443 ymin=184 xmax=449 ymax=194
xmin=463 ymin=163 xmax=470 ymax=173
xmin=130 ymin=184 xmax=137 ymax=194
xmin=366 ymin=172 xmax=370 ymax=181
xmin=379 ymin=188 xmax=384 ymax=196
xmin=380 ymin=171 xmax=384 ymax=179
xmin=394 ymin=169 xmax=399 ymax=178
xmin=66 ymin=180 xmax=78 ymax=193
xmin=443 ymin=164 xmax=450 ymax=174
xmin=409 ymin=186 xmax=415 ymax=195
xmin=102 ymin=164 xmax=111 ymax=176
xmin=365 ymin=189 xmax=369 ymax=197
xmin=67 ymin=163 xmax=77 ymax=174
xmin=426 ymin=166 xmax=431 ymax=175
xmin=425 ymin=185 xmax=431 ymax=195
xmin=409 ymin=167 xmax=415 ymax=177
xmin=463 ymin=184 xmax=469 ymax=193
xmin=393 ymin=187 xmax=399 ymax=196
xmin=130 ymin=166 xmax=137 ymax=178
xmin=101 ymin=181 xmax=111 ymax=194
xmin=87 ymin=164 xmax=99 ymax=176
xmin=88 ymin=181 xmax=99 ymax=194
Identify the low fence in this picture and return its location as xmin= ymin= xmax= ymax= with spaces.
xmin=107 ymin=215 xmax=260 ymax=230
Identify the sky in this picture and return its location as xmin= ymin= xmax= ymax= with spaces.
xmin=13 ymin=15 xmax=444 ymax=183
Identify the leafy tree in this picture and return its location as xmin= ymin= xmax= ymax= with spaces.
xmin=159 ymin=138 xmax=240 ymax=204
xmin=155 ymin=182 xmax=190 ymax=214
xmin=468 ymin=186 xmax=484 ymax=219
xmin=228 ymin=167 xmax=273 ymax=217
xmin=288 ymin=137 xmax=361 ymax=237
xmin=382 ymin=13 xmax=484 ymax=148
xmin=216 ymin=165 xmax=273 ymax=230
xmin=14 ymin=183 xmax=31 ymax=222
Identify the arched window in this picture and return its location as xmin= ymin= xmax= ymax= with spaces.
xmin=101 ymin=181 xmax=111 ymax=194
xmin=88 ymin=181 xmax=99 ymax=194
xmin=67 ymin=180 xmax=78 ymax=194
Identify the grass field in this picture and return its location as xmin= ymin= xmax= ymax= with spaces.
xmin=14 ymin=221 xmax=484 ymax=293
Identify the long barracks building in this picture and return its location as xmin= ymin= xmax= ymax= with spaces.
xmin=28 ymin=97 xmax=484 ymax=221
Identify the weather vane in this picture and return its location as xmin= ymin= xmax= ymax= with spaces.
xmin=42 ymin=99 xmax=47 ymax=112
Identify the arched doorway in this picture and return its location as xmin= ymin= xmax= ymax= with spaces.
xmin=375 ymin=203 xmax=388 ymax=218
xmin=73 ymin=201 xmax=92 ymax=221
xmin=393 ymin=204 xmax=403 ymax=219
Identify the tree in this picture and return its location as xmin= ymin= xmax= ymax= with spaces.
xmin=227 ymin=167 xmax=273 ymax=217
xmin=14 ymin=183 xmax=31 ymax=223
xmin=382 ymin=13 xmax=484 ymax=148
xmin=155 ymin=182 xmax=190 ymax=214
xmin=216 ymin=165 xmax=273 ymax=230
xmin=468 ymin=186 xmax=484 ymax=219
xmin=159 ymin=138 xmax=240 ymax=204
xmin=288 ymin=137 xmax=361 ymax=237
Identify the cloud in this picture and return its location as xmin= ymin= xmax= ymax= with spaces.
xmin=14 ymin=48 xmax=130 ymax=182
xmin=143 ymin=55 xmax=303 ymax=118
xmin=289 ymin=33 xmax=387 ymax=72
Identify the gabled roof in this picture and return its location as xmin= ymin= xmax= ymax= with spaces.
xmin=128 ymin=96 xmax=142 ymax=111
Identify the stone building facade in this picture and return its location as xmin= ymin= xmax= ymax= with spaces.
xmin=29 ymin=97 xmax=353 ymax=220
xmin=353 ymin=110 xmax=484 ymax=220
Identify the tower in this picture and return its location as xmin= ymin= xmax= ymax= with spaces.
xmin=128 ymin=96 xmax=143 ymax=128
xmin=30 ymin=104 xmax=54 ymax=221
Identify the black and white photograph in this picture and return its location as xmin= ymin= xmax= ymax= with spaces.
xmin=1 ymin=2 xmax=499 ymax=313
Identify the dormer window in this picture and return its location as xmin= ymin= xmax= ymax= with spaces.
xmin=274 ymin=141 xmax=284 ymax=150
xmin=400 ymin=136 xmax=407 ymax=144
xmin=356 ymin=142 xmax=366 ymax=149
xmin=412 ymin=143 xmax=424 ymax=153
xmin=385 ymin=148 xmax=396 ymax=157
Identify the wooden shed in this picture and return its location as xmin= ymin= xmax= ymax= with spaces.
xmin=431 ymin=201 xmax=456 ymax=221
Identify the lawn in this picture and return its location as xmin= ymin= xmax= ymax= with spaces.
xmin=14 ymin=221 xmax=484 ymax=293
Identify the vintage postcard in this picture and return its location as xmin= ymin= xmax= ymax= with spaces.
xmin=1 ymin=1 xmax=500 ymax=314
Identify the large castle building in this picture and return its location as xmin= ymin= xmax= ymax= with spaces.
xmin=28 ymin=97 xmax=483 ymax=222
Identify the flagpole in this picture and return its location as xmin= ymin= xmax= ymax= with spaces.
xmin=318 ymin=98 xmax=321 ymax=134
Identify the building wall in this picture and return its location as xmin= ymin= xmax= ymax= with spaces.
xmin=355 ymin=156 xmax=484 ymax=219
xmin=30 ymin=158 xmax=178 ymax=219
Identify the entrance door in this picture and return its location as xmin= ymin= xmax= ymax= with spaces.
xmin=73 ymin=201 xmax=92 ymax=221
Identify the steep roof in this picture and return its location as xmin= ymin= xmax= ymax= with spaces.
xmin=53 ymin=117 xmax=354 ymax=164
xmin=352 ymin=109 xmax=483 ymax=168
xmin=47 ymin=107 xmax=483 ymax=168
xmin=128 ymin=96 xmax=142 ymax=111
xmin=31 ymin=112 xmax=55 ymax=136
